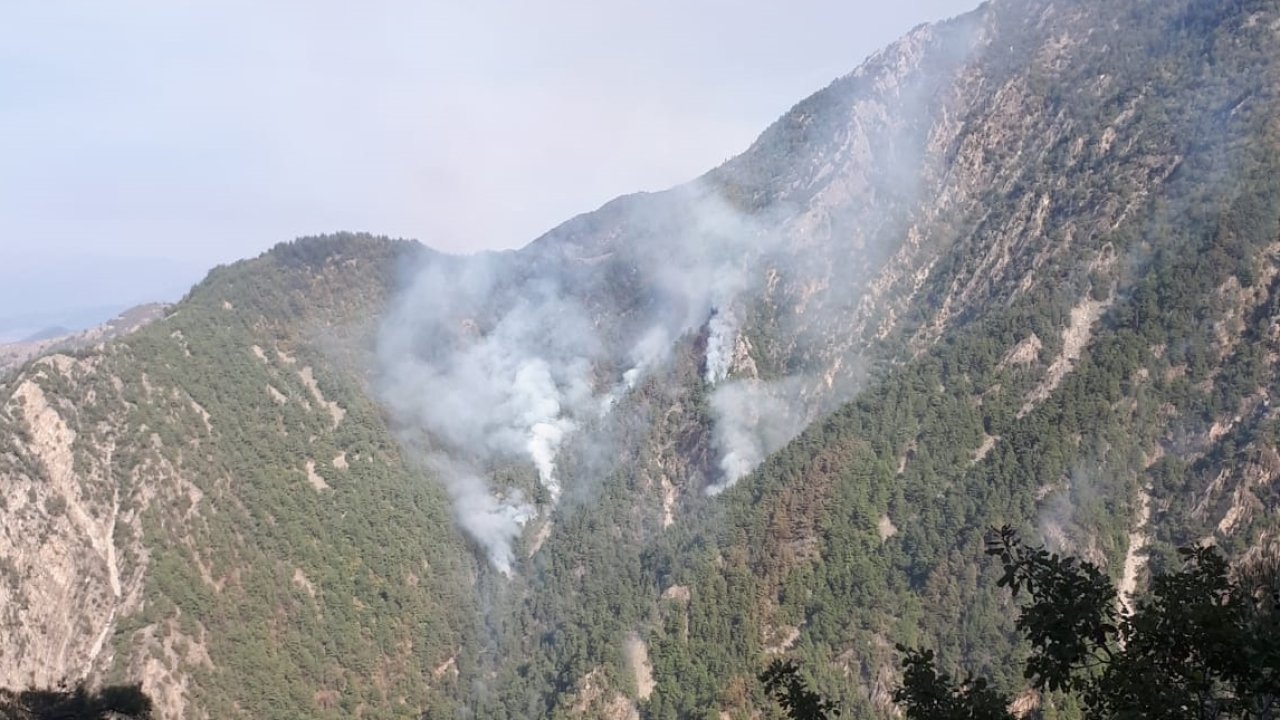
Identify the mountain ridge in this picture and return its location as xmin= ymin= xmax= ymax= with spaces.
xmin=2 ymin=0 xmax=1280 ymax=717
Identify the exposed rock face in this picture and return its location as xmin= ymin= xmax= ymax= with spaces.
xmin=0 ymin=358 xmax=129 ymax=689
xmin=0 ymin=349 xmax=216 ymax=716
xmin=1 ymin=355 xmax=138 ymax=683
xmin=1019 ymin=296 xmax=1110 ymax=417
xmin=623 ymin=632 xmax=655 ymax=700
xmin=1119 ymin=490 xmax=1152 ymax=616
xmin=1 ymin=0 xmax=1279 ymax=717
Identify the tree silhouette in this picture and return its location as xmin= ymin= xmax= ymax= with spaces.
xmin=759 ymin=659 xmax=841 ymax=719
xmin=896 ymin=527 xmax=1280 ymax=720
xmin=0 ymin=682 xmax=152 ymax=719
xmin=765 ymin=527 xmax=1280 ymax=720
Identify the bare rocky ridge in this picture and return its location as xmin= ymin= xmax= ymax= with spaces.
xmin=0 ymin=353 xmax=165 ymax=700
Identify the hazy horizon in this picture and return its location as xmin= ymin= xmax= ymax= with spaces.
xmin=1 ymin=1 xmax=977 ymax=338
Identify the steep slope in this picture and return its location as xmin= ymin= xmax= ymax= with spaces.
xmin=374 ymin=0 xmax=1280 ymax=717
xmin=0 ymin=236 xmax=478 ymax=718
xmin=3 ymin=0 xmax=1280 ymax=718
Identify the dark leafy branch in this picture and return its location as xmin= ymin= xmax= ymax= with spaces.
xmin=766 ymin=527 xmax=1280 ymax=720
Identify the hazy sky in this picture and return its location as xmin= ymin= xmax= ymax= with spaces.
xmin=1 ymin=1 xmax=977 ymax=334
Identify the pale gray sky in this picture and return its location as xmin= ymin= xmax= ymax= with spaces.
xmin=0 ymin=0 xmax=977 ymax=337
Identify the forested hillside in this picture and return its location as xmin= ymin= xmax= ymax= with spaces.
xmin=449 ymin=1 xmax=1280 ymax=716
xmin=0 ymin=237 xmax=479 ymax=718
xmin=2 ymin=0 xmax=1279 ymax=718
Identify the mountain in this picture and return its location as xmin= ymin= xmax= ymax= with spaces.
xmin=0 ymin=304 xmax=170 ymax=376
xmin=2 ymin=0 xmax=1279 ymax=718
xmin=18 ymin=327 xmax=74 ymax=343
xmin=0 ymin=305 xmax=129 ymax=345
xmin=0 ymin=239 xmax=477 ymax=718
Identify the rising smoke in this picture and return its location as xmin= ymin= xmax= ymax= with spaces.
xmin=377 ymin=252 xmax=602 ymax=573
xmin=705 ymin=376 xmax=809 ymax=495
xmin=373 ymin=11 xmax=968 ymax=570
xmin=375 ymin=182 xmax=818 ymax=573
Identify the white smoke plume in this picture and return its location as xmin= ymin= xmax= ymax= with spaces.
xmin=627 ymin=325 xmax=674 ymax=388
xmin=705 ymin=377 xmax=809 ymax=495
xmin=372 ymin=12 xmax=989 ymax=570
xmin=704 ymin=308 xmax=736 ymax=385
xmin=431 ymin=455 xmax=533 ymax=576
xmin=377 ymin=183 xmax=822 ymax=569
xmin=377 ymin=252 xmax=601 ymax=571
